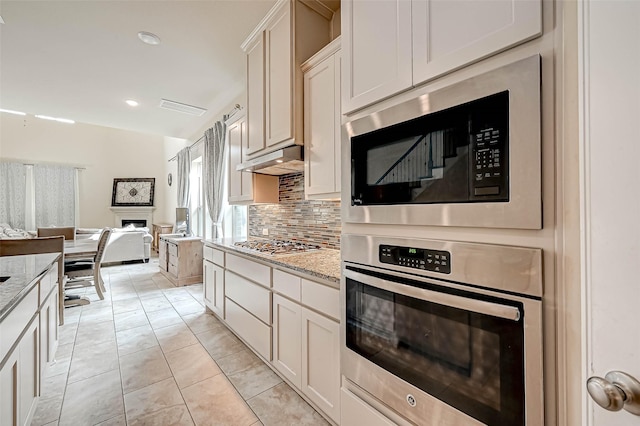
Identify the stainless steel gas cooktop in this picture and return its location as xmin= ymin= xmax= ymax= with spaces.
xmin=233 ymin=239 xmax=321 ymax=255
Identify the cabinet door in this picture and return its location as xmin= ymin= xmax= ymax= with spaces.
xmin=203 ymin=259 xmax=214 ymax=310
xmin=304 ymin=49 xmax=341 ymax=199
xmin=265 ymin=3 xmax=293 ymax=147
xmin=272 ymin=294 xmax=302 ymax=389
xmin=212 ymin=264 xmax=225 ymax=319
xmin=158 ymin=239 xmax=167 ymax=271
xmin=246 ymin=34 xmax=266 ymax=156
xmin=228 ymin=115 xmax=254 ymax=203
xmin=412 ymin=0 xmax=541 ymax=85
xmin=19 ymin=320 xmax=39 ymax=425
xmin=39 ymin=291 xmax=59 ymax=375
xmin=0 ymin=348 xmax=18 ymax=426
xmin=301 ymin=307 xmax=340 ymax=423
xmin=342 ymin=0 xmax=412 ymax=114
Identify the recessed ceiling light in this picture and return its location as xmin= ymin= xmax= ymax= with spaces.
xmin=125 ymin=99 xmax=139 ymax=107
xmin=0 ymin=108 xmax=26 ymax=116
xmin=35 ymin=115 xmax=75 ymax=124
xmin=138 ymin=31 xmax=161 ymax=45
xmin=0 ymin=15 xmax=5 ymax=24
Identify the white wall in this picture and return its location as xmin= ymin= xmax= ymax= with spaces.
xmin=0 ymin=113 xmax=187 ymax=228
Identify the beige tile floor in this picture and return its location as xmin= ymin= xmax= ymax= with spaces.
xmin=33 ymin=257 xmax=330 ymax=426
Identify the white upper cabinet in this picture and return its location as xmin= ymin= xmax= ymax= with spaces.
xmin=342 ymin=0 xmax=542 ymax=114
xmin=302 ymin=38 xmax=342 ymax=200
xmin=412 ymin=0 xmax=542 ymax=85
xmin=227 ymin=112 xmax=279 ymax=205
xmin=341 ymin=0 xmax=412 ymax=114
xmin=227 ymin=112 xmax=253 ymax=203
xmin=265 ymin=4 xmax=294 ymax=147
xmin=242 ymin=0 xmax=333 ymax=158
xmin=246 ymin=36 xmax=265 ymax=156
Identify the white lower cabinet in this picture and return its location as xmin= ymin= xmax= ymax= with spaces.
xmin=203 ymin=260 xmax=224 ymax=318
xmin=301 ymin=307 xmax=340 ymax=423
xmin=203 ymin=246 xmax=225 ymax=318
xmin=272 ymin=276 xmax=341 ymax=424
xmin=1 ymin=319 xmax=40 ymax=426
xmin=341 ymin=388 xmax=397 ymax=426
xmin=273 ymin=294 xmax=302 ymax=388
xmin=225 ymin=298 xmax=272 ymax=361
xmin=39 ymin=290 xmax=59 ymax=375
xmin=224 ymin=261 xmax=272 ymax=361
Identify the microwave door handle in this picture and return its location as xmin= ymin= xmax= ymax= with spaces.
xmin=344 ymin=269 xmax=521 ymax=322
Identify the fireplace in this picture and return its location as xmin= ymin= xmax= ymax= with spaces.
xmin=122 ymin=219 xmax=147 ymax=228
xmin=110 ymin=206 xmax=156 ymax=229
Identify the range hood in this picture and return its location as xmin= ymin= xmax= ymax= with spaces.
xmin=236 ymin=145 xmax=304 ymax=175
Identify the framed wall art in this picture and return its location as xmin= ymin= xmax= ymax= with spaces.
xmin=111 ymin=178 xmax=155 ymax=206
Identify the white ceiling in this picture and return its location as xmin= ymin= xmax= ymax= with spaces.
xmin=0 ymin=0 xmax=277 ymax=139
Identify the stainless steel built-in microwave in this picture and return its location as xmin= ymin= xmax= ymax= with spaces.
xmin=343 ymin=55 xmax=542 ymax=230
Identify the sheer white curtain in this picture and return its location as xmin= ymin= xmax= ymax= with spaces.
xmin=33 ymin=164 xmax=76 ymax=227
xmin=176 ymin=147 xmax=191 ymax=208
xmin=203 ymin=121 xmax=227 ymax=238
xmin=0 ymin=162 xmax=27 ymax=228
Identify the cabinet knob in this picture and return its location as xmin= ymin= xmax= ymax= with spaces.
xmin=587 ymin=371 xmax=640 ymax=415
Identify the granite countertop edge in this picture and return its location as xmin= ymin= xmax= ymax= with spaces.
xmin=0 ymin=253 xmax=60 ymax=321
xmin=203 ymin=239 xmax=341 ymax=286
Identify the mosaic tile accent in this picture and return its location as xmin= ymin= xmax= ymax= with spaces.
xmin=249 ymin=173 xmax=341 ymax=249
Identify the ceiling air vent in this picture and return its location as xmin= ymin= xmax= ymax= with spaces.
xmin=158 ymin=99 xmax=207 ymax=116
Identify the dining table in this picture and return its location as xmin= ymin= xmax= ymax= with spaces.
xmin=64 ymin=239 xmax=98 ymax=260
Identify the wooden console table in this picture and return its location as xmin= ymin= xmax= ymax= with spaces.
xmin=152 ymin=223 xmax=173 ymax=252
xmin=158 ymin=235 xmax=203 ymax=286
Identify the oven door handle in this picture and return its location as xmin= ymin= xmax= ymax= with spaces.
xmin=344 ymin=269 xmax=521 ymax=322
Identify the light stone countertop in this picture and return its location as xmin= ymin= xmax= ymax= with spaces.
xmin=203 ymin=239 xmax=341 ymax=286
xmin=0 ymin=253 xmax=60 ymax=321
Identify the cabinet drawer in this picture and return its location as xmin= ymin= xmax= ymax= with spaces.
xmin=168 ymin=262 xmax=178 ymax=277
xmin=341 ymin=388 xmax=396 ymax=426
xmin=225 ymin=271 xmax=271 ymax=324
xmin=225 ymin=298 xmax=272 ymax=361
xmin=273 ymin=269 xmax=301 ymax=301
xmin=203 ymin=246 xmax=224 ymax=266
xmin=226 ymin=253 xmax=271 ymax=288
xmin=301 ymin=279 xmax=340 ymax=321
xmin=0 ymin=285 xmax=38 ymax=362
xmin=168 ymin=243 xmax=178 ymax=257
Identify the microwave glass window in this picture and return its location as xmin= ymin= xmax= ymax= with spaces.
xmin=351 ymin=91 xmax=509 ymax=206
xmin=345 ymin=277 xmax=525 ymax=425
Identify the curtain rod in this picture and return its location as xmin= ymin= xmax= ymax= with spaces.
xmin=2 ymin=159 xmax=86 ymax=170
xmin=168 ymin=104 xmax=241 ymax=162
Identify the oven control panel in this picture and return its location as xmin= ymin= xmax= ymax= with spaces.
xmin=379 ymin=245 xmax=451 ymax=274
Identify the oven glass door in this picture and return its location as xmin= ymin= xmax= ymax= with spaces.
xmin=345 ymin=271 xmax=525 ymax=425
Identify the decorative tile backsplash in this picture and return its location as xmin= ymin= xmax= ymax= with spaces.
xmin=249 ymin=172 xmax=341 ymax=249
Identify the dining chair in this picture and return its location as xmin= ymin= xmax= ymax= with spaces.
xmin=65 ymin=227 xmax=112 ymax=300
xmin=37 ymin=226 xmax=76 ymax=240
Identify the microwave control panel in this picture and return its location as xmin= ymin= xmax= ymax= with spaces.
xmin=380 ymin=245 xmax=451 ymax=274
xmin=471 ymin=126 xmax=508 ymax=200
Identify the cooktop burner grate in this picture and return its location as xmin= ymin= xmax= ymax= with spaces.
xmin=234 ymin=239 xmax=321 ymax=255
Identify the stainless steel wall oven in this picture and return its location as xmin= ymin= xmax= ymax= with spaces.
xmin=341 ymin=235 xmax=544 ymax=425
xmin=343 ymin=55 xmax=542 ymax=229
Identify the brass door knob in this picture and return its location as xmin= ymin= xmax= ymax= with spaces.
xmin=587 ymin=371 xmax=640 ymax=416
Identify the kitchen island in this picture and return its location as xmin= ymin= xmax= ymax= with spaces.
xmin=0 ymin=252 xmax=61 ymax=426
xmin=202 ymin=238 xmax=341 ymax=424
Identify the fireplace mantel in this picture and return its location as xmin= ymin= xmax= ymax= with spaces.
xmin=110 ymin=206 xmax=156 ymax=228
